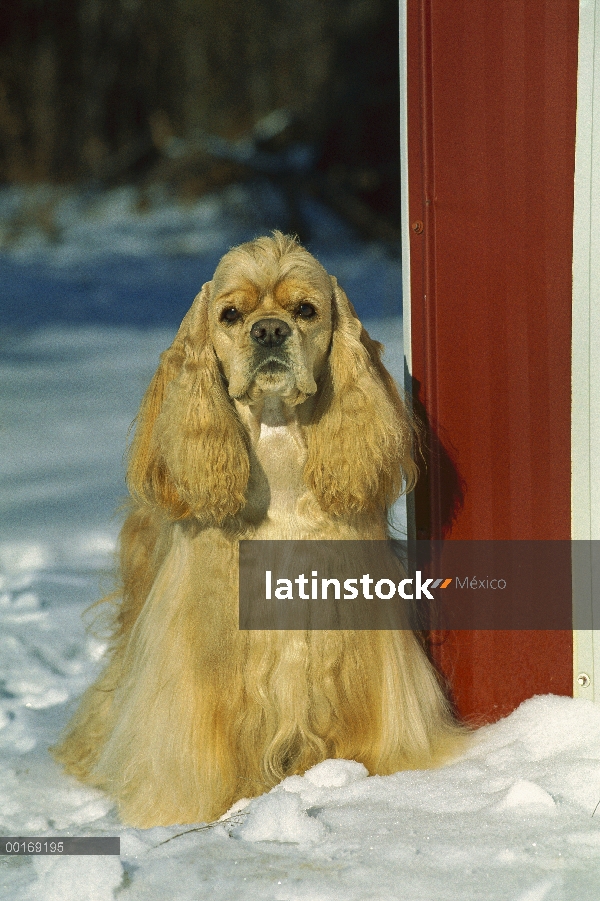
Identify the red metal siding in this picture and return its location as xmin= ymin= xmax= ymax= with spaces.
xmin=406 ymin=0 xmax=578 ymax=721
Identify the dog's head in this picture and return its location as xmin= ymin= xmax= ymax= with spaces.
xmin=208 ymin=233 xmax=333 ymax=406
xmin=127 ymin=232 xmax=417 ymax=523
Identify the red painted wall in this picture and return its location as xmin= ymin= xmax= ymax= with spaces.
xmin=406 ymin=0 xmax=579 ymax=722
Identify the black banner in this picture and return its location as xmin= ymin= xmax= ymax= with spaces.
xmin=238 ymin=540 xmax=600 ymax=630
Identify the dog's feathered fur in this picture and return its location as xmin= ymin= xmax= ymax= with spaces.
xmin=52 ymin=232 xmax=464 ymax=827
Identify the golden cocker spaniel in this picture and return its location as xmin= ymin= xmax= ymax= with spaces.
xmin=52 ymin=232 xmax=463 ymax=828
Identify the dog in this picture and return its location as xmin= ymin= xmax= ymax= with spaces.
xmin=52 ymin=231 xmax=464 ymax=827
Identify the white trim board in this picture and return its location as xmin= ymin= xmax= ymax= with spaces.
xmin=572 ymin=0 xmax=600 ymax=701
xmin=399 ymin=0 xmax=416 ymax=541
xmin=399 ymin=0 xmax=412 ymax=379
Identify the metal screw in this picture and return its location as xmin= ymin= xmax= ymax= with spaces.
xmin=411 ymin=220 xmax=424 ymax=235
xmin=577 ymin=673 xmax=591 ymax=688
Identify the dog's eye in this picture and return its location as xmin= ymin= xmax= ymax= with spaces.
xmin=297 ymin=302 xmax=316 ymax=320
xmin=220 ymin=307 xmax=241 ymax=323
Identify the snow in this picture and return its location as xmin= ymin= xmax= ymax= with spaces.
xmin=1 ymin=184 xmax=600 ymax=899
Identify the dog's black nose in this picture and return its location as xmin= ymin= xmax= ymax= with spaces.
xmin=250 ymin=318 xmax=291 ymax=347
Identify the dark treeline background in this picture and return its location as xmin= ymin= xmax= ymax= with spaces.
xmin=0 ymin=0 xmax=401 ymax=244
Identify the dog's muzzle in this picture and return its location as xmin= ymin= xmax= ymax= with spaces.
xmin=228 ymin=317 xmax=318 ymax=404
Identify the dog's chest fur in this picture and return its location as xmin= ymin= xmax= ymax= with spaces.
xmin=234 ymin=394 xmax=385 ymax=541
xmin=256 ymin=420 xmax=305 ymax=505
xmin=235 ymin=395 xmax=310 ymax=536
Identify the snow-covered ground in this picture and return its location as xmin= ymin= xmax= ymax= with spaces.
xmin=1 ymin=185 xmax=600 ymax=900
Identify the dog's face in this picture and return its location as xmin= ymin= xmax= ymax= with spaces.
xmin=207 ymin=242 xmax=334 ymax=405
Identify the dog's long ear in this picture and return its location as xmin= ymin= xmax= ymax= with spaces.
xmin=304 ymin=277 xmax=418 ymax=516
xmin=127 ymin=282 xmax=250 ymax=522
